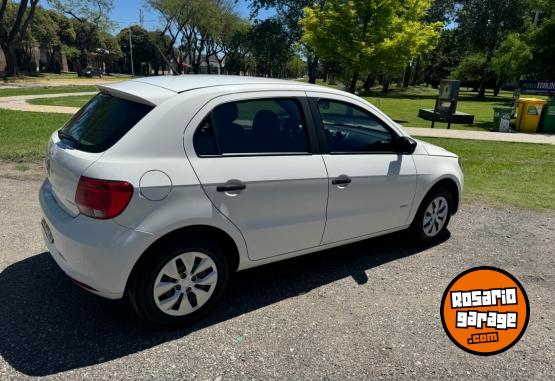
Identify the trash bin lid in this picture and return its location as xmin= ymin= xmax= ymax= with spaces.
xmin=518 ymin=97 xmax=547 ymax=104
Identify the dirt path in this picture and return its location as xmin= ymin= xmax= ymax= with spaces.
xmin=1 ymin=78 xmax=123 ymax=87
xmin=0 ymin=92 xmax=97 ymax=114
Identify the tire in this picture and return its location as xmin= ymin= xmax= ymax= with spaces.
xmin=128 ymin=238 xmax=229 ymax=327
xmin=409 ymin=188 xmax=453 ymax=243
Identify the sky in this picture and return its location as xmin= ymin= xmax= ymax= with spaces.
xmin=110 ymin=0 xmax=275 ymax=30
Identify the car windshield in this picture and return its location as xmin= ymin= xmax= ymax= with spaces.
xmin=59 ymin=93 xmax=153 ymax=153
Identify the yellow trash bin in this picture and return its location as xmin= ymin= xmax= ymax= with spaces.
xmin=515 ymin=98 xmax=547 ymax=132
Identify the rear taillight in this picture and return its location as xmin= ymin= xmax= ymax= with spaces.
xmin=75 ymin=176 xmax=133 ymax=219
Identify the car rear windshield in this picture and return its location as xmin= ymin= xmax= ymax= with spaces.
xmin=58 ymin=92 xmax=154 ymax=153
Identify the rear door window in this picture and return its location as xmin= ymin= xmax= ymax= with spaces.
xmin=193 ymin=98 xmax=310 ymax=156
xmin=59 ymin=93 xmax=153 ymax=153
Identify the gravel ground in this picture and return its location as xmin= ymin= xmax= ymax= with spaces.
xmin=0 ymin=178 xmax=553 ymax=380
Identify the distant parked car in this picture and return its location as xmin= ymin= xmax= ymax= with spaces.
xmin=83 ymin=67 xmax=102 ymax=78
xmin=40 ymin=75 xmax=463 ymax=326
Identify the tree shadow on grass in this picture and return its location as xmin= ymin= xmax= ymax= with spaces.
xmin=0 ymin=230 xmax=449 ymax=376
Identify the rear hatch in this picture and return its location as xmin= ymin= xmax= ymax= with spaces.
xmin=47 ymin=92 xmax=155 ymax=217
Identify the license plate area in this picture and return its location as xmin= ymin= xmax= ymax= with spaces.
xmin=41 ymin=218 xmax=54 ymax=244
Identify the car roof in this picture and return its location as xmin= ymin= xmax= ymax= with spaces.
xmin=97 ymin=75 xmax=348 ymax=106
xmin=132 ymin=75 xmax=313 ymax=93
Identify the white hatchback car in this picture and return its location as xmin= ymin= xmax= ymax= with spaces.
xmin=40 ymin=75 xmax=463 ymax=326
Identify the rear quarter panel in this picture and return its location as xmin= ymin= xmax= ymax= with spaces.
xmin=82 ymin=87 xmax=251 ymax=271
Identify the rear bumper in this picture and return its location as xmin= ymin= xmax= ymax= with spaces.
xmin=39 ymin=179 xmax=155 ymax=299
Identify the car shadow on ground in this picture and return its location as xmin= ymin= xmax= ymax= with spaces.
xmin=0 ymin=230 xmax=449 ymax=376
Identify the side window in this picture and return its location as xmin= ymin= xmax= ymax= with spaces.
xmin=317 ymin=99 xmax=395 ymax=153
xmin=193 ymin=98 xmax=310 ymax=156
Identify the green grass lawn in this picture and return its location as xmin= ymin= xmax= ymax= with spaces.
xmin=0 ymin=109 xmax=70 ymax=160
xmin=28 ymin=94 xmax=94 ymax=108
xmin=417 ymin=137 xmax=555 ymax=210
xmin=0 ymin=85 xmax=98 ymax=97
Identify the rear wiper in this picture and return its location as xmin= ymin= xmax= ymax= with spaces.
xmin=57 ymin=130 xmax=79 ymax=145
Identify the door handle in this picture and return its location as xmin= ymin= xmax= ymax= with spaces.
xmin=332 ymin=177 xmax=351 ymax=185
xmin=216 ymin=183 xmax=247 ymax=192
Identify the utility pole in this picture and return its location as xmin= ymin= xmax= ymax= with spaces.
xmin=129 ymin=29 xmax=135 ymax=77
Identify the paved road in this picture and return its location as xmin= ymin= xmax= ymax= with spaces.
xmin=404 ymin=127 xmax=555 ymax=145
xmin=0 ymin=178 xmax=553 ymax=380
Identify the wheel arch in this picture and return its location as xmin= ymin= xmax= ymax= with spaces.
xmin=424 ymin=176 xmax=461 ymax=215
xmin=126 ymin=224 xmax=241 ymax=294
xmin=423 ymin=176 xmax=461 ymax=215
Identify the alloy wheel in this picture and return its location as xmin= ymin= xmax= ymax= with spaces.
xmin=153 ymin=252 xmax=218 ymax=316
xmin=422 ymin=196 xmax=449 ymax=237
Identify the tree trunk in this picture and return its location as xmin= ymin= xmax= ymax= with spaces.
xmin=307 ymin=54 xmax=319 ymax=84
xmin=349 ymin=71 xmax=359 ymax=93
xmin=493 ymin=78 xmax=502 ymax=96
xmin=402 ymin=63 xmax=411 ymax=88
xmin=477 ymin=79 xmax=486 ymax=98
xmin=2 ymin=44 xmax=18 ymax=77
xmin=382 ymin=77 xmax=390 ymax=93
xmin=77 ymin=50 xmax=88 ymax=77
xmin=363 ymin=74 xmax=375 ymax=92
xmin=205 ymin=55 xmax=211 ymax=74
xmin=411 ymin=58 xmax=421 ymax=86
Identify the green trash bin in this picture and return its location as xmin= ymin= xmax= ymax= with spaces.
xmin=493 ymin=107 xmax=513 ymax=132
xmin=541 ymin=99 xmax=555 ymax=133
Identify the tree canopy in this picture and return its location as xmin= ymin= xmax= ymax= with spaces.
xmin=1 ymin=0 xmax=555 ymax=96
xmin=301 ymin=0 xmax=442 ymax=92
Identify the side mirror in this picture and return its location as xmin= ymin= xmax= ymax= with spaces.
xmin=396 ymin=136 xmax=417 ymax=154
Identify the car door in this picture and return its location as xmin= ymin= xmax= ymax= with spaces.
xmin=184 ymin=92 xmax=328 ymax=260
xmin=306 ymin=92 xmax=417 ymax=244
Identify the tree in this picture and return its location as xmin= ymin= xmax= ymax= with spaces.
xmin=247 ymin=18 xmax=292 ymax=77
xmin=423 ymin=29 xmax=461 ymax=88
xmin=148 ymin=0 xmax=242 ymax=74
xmin=48 ymin=0 xmax=113 ymax=75
xmin=451 ymin=52 xmax=487 ymax=83
xmin=250 ymin=0 xmax=321 ymax=83
xmin=30 ymin=8 xmax=62 ymax=72
xmin=118 ymin=25 xmax=151 ymax=75
xmin=223 ymin=28 xmax=253 ymax=75
xmin=301 ymin=0 xmax=442 ymax=93
xmin=527 ymin=0 xmax=555 ymax=79
xmin=209 ymin=11 xmax=247 ymax=74
xmin=147 ymin=30 xmax=175 ymax=75
xmin=454 ymin=0 xmax=529 ymax=97
xmin=286 ymin=55 xmax=305 ymax=78
xmin=48 ymin=0 xmax=113 ymax=30
xmin=98 ymin=31 xmax=121 ymax=74
xmin=491 ymin=33 xmax=532 ymax=93
xmin=0 ymin=0 xmax=39 ymax=77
